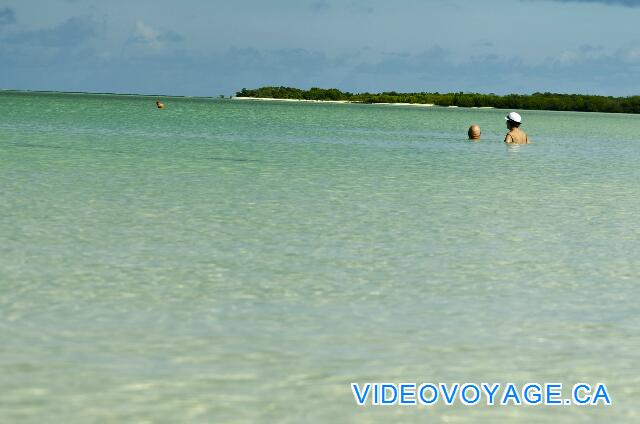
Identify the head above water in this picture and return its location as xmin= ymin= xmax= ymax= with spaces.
xmin=505 ymin=111 xmax=522 ymax=128
xmin=468 ymin=124 xmax=481 ymax=140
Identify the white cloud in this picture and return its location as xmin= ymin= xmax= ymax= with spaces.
xmin=134 ymin=21 xmax=159 ymax=42
xmin=552 ymin=45 xmax=612 ymax=65
xmin=129 ymin=21 xmax=183 ymax=50
xmin=625 ymin=46 xmax=640 ymax=62
xmin=557 ymin=50 xmax=580 ymax=64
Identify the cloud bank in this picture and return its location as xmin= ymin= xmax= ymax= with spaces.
xmin=543 ymin=0 xmax=640 ymax=6
xmin=4 ymin=16 xmax=98 ymax=48
xmin=3 ymin=38 xmax=639 ymax=96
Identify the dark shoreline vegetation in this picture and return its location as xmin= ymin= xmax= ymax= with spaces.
xmin=237 ymin=87 xmax=640 ymax=114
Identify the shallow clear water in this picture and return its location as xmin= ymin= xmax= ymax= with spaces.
xmin=1 ymin=92 xmax=639 ymax=423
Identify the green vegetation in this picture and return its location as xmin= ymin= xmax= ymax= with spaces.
xmin=236 ymin=87 xmax=640 ymax=114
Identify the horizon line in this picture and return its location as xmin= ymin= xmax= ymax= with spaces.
xmin=1 ymin=87 xmax=639 ymax=99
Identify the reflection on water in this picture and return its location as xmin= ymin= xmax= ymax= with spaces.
xmin=505 ymin=143 xmax=522 ymax=153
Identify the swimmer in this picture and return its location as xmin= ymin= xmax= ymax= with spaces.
xmin=156 ymin=100 xmax=165 ymax=109
xmin=468 ymin=124 xmax=481 ymax=140
xmin=504 ymin=112 xmax=529 ymax=144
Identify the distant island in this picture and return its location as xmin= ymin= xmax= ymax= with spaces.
xmin=236 ymin=87 xmax=640 ymax=114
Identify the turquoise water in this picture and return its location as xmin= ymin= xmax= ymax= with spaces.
xmin=1 ymin=92 xmax=639 ymax=423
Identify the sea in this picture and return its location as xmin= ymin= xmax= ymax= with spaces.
xmin=1 ymin=91 xmax=639 ymax=423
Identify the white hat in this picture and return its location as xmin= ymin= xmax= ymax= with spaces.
xmin=505 ymin=112 xmax=522 ymax=123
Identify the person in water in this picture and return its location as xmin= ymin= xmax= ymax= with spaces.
xmin=504 ymin=112 xmax=529 ymax=144
xmin=156 ymin=100 xmax=165 ymax=109
xmin=468 ymin=124 xmax=481 ymax=140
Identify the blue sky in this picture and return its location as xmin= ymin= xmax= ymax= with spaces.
xmin=0 ymin=0 xmax=639 ymax=96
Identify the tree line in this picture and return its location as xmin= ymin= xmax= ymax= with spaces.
xmin=236 ymin=87 xmax=640 ymax=114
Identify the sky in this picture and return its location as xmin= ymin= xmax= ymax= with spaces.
xmin=0 ymin=0 xmax=639 ymax=96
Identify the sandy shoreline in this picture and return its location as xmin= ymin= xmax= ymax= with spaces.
xmin=232 ymin=97 xmax=496 ymax=109
xmin=232 ymin=96 xmax=447 ymax=108
xmin=233 ymin=96 xmax=352 ymax=104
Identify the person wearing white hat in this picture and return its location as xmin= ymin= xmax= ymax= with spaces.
xmin=504 ymin=111 xmax=529 ymax=144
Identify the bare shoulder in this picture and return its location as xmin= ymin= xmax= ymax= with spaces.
xmin=504 ymin=133 xmax=513 ymax=143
